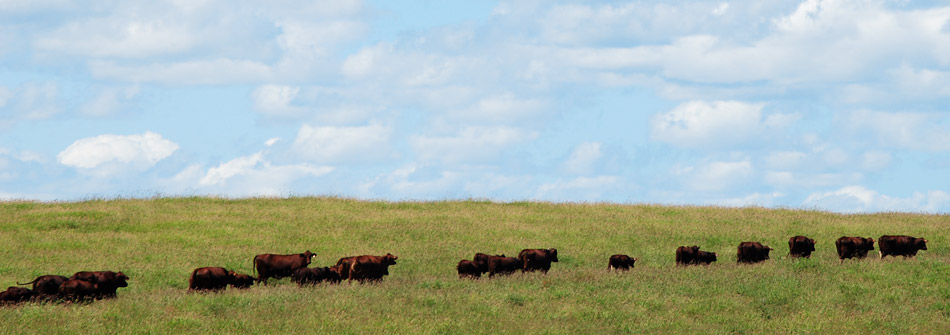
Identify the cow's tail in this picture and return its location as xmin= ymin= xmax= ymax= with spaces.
xmin=15 ymin=278 xmax=38 ymax=286
xmin=188 ymin=269 xmax=198 ymax=290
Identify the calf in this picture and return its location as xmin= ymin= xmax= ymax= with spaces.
xmin=695 ymin=250 xmax=718 ymax=265
xmin=457 ymin=260 xmax=480 ymax=279
xmin=607 ymin=254 xmax=637 ymax=271
xmin=519 ymin=248 xmax=558 ymax=273
xmin=292 ymin=267 xmax=341 ymax=286
xmin=878 ymin=235 xmax=927 ymax=258
xmin=0 ymin=286 xmax=33 ymax=304
xmin=737 ymin=242 xmax=772 ymax=264
xmin=788 ymin=236 xmax=816 ymax=258
xmin=253 ymin=250 xmax=315 ymax=285
xmin=835 ymin=237 xmax=875 ymax=261
xmin=488 ymin=255 xmax=522 ymax=277
xmin=59 ymin=280 xmax=97 ymax=302
xmin=675 ymin=246 xmax=700 ymax=265
xmin=229 ymin=272 xmax=256 ymax=289
xmin=17 ymin=275 xmax=68 ymax=298
xmin=348 ymin=253 xmax=398 ymax=283
xmin=189 ymin=267 xmax=232 ymax=291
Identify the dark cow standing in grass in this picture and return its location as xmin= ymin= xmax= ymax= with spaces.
xmin=878 ymin=235 xmax=927 ymax=259
xmin=608 ymin=254 xmax=637 ymax=271
xmin=253 ymin=251 xmax=315 ymax=285
xmin=473 ymin=253 xmax=492 ymax=275
xmin=229 ymin=271 xmax=256 ymax=289
xmin=488 ymin=255 xmax=522 ymax=277
xmin=457 ymin=260 xmax=480 ymax=279
xmin=292 ymin=267 xmax=342 ymax=286
xmin=519 ymin=248 xmax=558 ymax=273
xmin=695 ymin=250 xmax=718 ymax=265
xmin=788 ymin=236 xmax=816 ymax=258
xmin=189 ymin=267 xmax=233 ymax=291
xmin=0 ymin=286 xmax=33 ymax=304
xmin=737 ymin=242 xmax=772 ymax=264
xmin=59 ymin=279 xmax=97 ymax=302
xmin=17 ymin=275 xmax=68 ymax=298
xmin=348 ymin=254 xmax=398 ymax=282
xmin=835 ymin=237 xmax=875 ymax=261
xmin=69 ymin=271 xmax=129 ymax=298
xmin=334 ymin=256 xmax=359 ymax=280
xmin=675 ymin=246 xmax=700 ymax=265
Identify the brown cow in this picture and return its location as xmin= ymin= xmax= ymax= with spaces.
xmin=457 ymin=260 xmax=480 ymax=279
xmin=788 ymin=236 xmax=816 ymax=258
xmin=189 ymin=267 xmax=232 ymax=291
xmin=473 ymin=253 xmax=493 ymax=274
xmin=69 ymin=271 xmax=129 ymax=298
xmin=608 ymin=254 xmax=637 ymax=271
xmin=334 ymin=256 xmax=359 ymax=280
xmin=229 ymin=272 xmax=256 ymax=289
xmin=519 ymin=248 xmax=558 ymax=273
xmin=0 ymin=286 xmax=33 ymax=304
xmin=488 ymin=255 xmax=522 ymax=277
xmin=253 ymin=251 xmax=315 ymax=285
xmin=696 ymin=250 xmax=718 ymax=265
xmin=59 ymin=280 xmax=97 ymax=302
xmin=737 ymin=242 xmax=772 ymax=264
xmin=878 ymin=235 xmax=927 ymax=258
xmin=348 ymin=254 xmax=398 ymax=282
xmin=675 ymin=246 xmax=700 ymax=265
xmin=292 ymin=267 xmax=342 ymax=286
xmin=835 ymin=236 xmax=875 ymax=261
xmin=17 ymin=275 xmax=68 ymax=298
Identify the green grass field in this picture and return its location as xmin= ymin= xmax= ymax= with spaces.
xmin=1 ymin=197 xmax=948 ymax=334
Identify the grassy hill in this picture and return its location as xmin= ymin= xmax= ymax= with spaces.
xmin=0 ymin=197 xmax=948 ymax=334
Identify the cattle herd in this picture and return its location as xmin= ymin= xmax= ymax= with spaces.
xmin=0 ymin=234 xmax=930 ymax=306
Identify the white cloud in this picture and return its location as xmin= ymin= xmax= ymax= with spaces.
xmin=35 ymin=18 xmax=199 ymax=59
xmin=651 ymin=101 xmax=796 ymax=148
xmin=562 ymin=142 xmax=602 ymax=175
xmin=0 ymin=82 xmax=61 ymax=125
xmin=764 ymin=151 xmax=807 ymax=169
xmin=764 ymin=171 xmax=862 ymax=188
xmin=861 ymin=151 xmax=892 ymax=170
xmin=80 ymin=86 xmax=140 ymax=117
xmin=252 ymin=85 xmax=302 ymax=116
xmin=411 ymin=126 xmax=538 ymax=163
xmin=676 ymin=160 xmax=754 ymax=192
xmin=198 ymin=151 xmax=333 ymax=187
xmin=535 ymin=176 xmax=624 ymax=201
xmin=292 ymin=123 xmax=394 ymax=163
xmin=710 ymin=192 xmax=784 ymax=207
xmin=448 ymin=93 xmax=546 ymax=124
xmin=57 ymin=131 xmax=178 ymax=169
xmin=90 ymin=59 xmax=272 ymax=85
xmin=845 ymin=110 xmax=950 ymax=151
xmin=804 ymin=185 xmax=950 ymax=213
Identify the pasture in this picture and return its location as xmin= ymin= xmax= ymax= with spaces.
xmin=0 ymin=197 xmax=948 ymax=334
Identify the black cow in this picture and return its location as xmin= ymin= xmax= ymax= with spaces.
xmin=292 ymin=267 xmax=342 ymax=286
xmin=0 ymin=286 xmax=33 ymax=304
xmin=607 ymin=254 xmax=637 ymax=271
xmin=788 ymin=236 xmax=816 ymax=258
xmin=348 ymin=254 xmax=398 ymax=282
xmin=487 ymin=255 xmax=522 ymax=277
xmin=253 ymin=251 xmax=315 ymax=285
xmin=737 ymin=241 xmax=772 ymax=264
xmin=59 ymin=280 xmax=97 ymax=302
xmin=457 ymin=260 xmax=480 ymax=279
xmin=189 ymin=267 xmax=233 ymax=291
xmin=878 ymin=235 xmax=927 ymax=258
xmin=69 ymin=271 xmax=129 ymax=298
xmin=519 ymin=248 xmax=558 ymax=273
xmin=17 ymin=275 xmax=68 ymax=298
xmin=675 ymin=246 xmax=700 ymax=265
xmin=696 ymin=250 xmax=718 ymax=265
xmin=835 ymin=236 xmax=875 ymax=261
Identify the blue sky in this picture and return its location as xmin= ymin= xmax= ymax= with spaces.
xmin=1 ymin=0 xmax=949 ymax=213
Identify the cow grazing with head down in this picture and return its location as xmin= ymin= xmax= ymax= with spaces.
xmin=608 ymin=254 xmax=637 ymax=271
xmin=348 ymin=253 xmax=398 ymax=282
xmin=457 ymin=260 xmax=480 ymax=279
xmin=675 ymin=246 xmax=700 ymax=265
xmin=696 ymin=250 xmax=718 ymax=265
xmin=253 ymin=250 xmax=315 ymax=285
xmin=17 ymin=275 xmax=68 ymax=298
xmin=229 ymin=272 xmax=256 ymax=289
xmin=519 ymin=248 xmax=558 ymax=273
xmin=0 ymin=286 xmax=33 ymax=304
xmin=488 ymin=255 xmax=522 ymax=277
xmin=835 ymin=237 xmax=875 ymax=261
xmin=788 ymin=236 xmax=816 ymax=258
xmin=878 ymin=235 xmax=927 ymax=259
xmin=189 ymin=267 xmax=233 ymax=291
xmin=292 ymin=266 xmax=341 ymax=286
xmin=737 ymin=242 xmax=772 ymax=264
xmin=59 ymin=280 xmax=97 ymax=302
xmin=69 ymin=271 xmax=129 ymax=299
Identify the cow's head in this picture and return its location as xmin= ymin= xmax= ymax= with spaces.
xmin=303 ymin=250 xmax=316 ymax=265
xmin=115 ymin=272 xmax=129 ymax=287
xmin=865 ymin=238 xmax=875 ymax=250
xmin=916 ymin=238 xmax=928 ymax=250
xmin=384 ymin=253 xmax=398 ymax=265
xmin=548 ymin=248 xmax=559 ymax=262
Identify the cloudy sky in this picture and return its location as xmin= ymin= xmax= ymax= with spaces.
xmin=1 ymin=0 xmax=949 ymax=213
